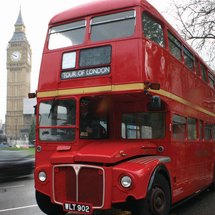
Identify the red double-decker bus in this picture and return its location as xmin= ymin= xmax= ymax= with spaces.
xmin=31 ymin=0 xmax=215 ymax=214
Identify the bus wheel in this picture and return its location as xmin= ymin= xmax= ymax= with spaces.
xmin=36 ymin=190 xmax=66 ymax=215
xmin=131 ymin=174 xmax=170 ymax=215
xmin=210 ymin=163 xmax=215 ymax=191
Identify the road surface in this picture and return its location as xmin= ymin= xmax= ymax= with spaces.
xmin=0 ymin=175 xmax=215 ymax=215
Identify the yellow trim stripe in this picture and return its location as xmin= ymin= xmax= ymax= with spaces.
xmin=58 ymin=86 xmax=112 ymax=96
xmin=36 ymin=83 xmax=145 ymax=98
xmin=112 ymin=83 xmax=145 ymax=92
xmin=37 ymin=83 xmax=215 ymax=117
xmin=150 ymin=88 xmax=215 ymax=117
xmin=150 ymin=89 xmax=190 ymax=106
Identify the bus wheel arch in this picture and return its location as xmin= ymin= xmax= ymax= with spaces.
xmin=131 ymin=165 xmax=171 ymax=215
xmin=147 ymin=164 xmax=172 ymax=199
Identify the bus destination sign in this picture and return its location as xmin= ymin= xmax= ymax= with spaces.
xmin=61 ymin=66 xmax=110 ymax=80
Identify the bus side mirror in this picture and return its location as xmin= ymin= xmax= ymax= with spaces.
xmin=151 ymin=96 xmax=161 ymax=109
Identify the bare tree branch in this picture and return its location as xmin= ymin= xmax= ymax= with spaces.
xmin=167 ymin=0 xmax=215 ymax=69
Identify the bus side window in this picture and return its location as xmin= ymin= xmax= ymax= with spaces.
xmin=167 ymin=30 xmax=182 ymax=61
xmin=183 ymin=46 xmax=194 ymax=71
xmin=142 ymin=12 xmax=165 ymax=47
xmin=195 ymin=58 xmax=200 ymax=76
xmin=173 ymin=114 xmax=186 ymax=140
xmin=188 ymin=118 xmax=197 ymax=140
xmin=200 ymin=63 xmax=208 ymax=83
xmin=199 ymin=120 xmax=203 ymax=141
xmin=122 ymin=112 xmax=165 ymax=139
xmin=205 ymin=123 xmax=212 ymax=141
xmin=213 ymin=125 xmax=215 ymax=141
xmin=209 ymin=72 xmax=214 ymax=89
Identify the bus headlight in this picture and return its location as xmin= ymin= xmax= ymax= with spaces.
xmin=121 ymin=176 xmax=132 ymax=188
xmin=38 ymin=171 xmax=47 ymax=182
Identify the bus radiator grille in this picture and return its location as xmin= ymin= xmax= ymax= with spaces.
xmin=54 ymin=166 xmax=104 ymax=207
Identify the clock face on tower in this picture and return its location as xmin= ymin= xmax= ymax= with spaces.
xmin=11 ymin=51 xmax=21 ymax=62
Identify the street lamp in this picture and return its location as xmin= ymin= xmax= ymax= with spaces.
xmin=15 ymin=119 xmax=17 ymax=145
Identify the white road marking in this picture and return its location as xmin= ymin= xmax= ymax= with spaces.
xmin=0 ymin=205 xmax=38 ymax=213
xmin=0 ymin=185 xmax=24 ymax=189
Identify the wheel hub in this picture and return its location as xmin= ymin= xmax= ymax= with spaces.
xmin=150 ymin=187 xmax=166 ymax=214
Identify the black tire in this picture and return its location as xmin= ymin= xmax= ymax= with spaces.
xmin=210 ymin=163 xmax=215 ymax=191
xmin=131 ymin=174 xmax=170 ymax=215
xmin=36 ymin=190 xmax=66 ymax=215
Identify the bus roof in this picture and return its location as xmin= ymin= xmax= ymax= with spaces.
xmin=49 ymin=0 xmax=162 ymax=25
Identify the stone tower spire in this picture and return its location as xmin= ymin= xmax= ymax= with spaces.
xmin=15 ymin=7 xmax=25 ymax=27
xmin=9 ymin=7 xmax=29 ymax=43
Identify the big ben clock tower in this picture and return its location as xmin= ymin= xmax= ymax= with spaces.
xmin=6 ymin=8 xmax=32 ymax=138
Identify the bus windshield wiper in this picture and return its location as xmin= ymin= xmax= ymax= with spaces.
xmin=48 ymin=96 xmax=57 ymax=118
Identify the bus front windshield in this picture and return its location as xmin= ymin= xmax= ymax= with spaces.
xmin=39 ymin=99 xmax=76 ymax=142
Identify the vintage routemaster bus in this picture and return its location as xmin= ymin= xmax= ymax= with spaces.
xmin=31 ymin=0 xmax=215 ymax=214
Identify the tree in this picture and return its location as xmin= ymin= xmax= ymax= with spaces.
xmin=168 ymin=0 xmax=215 ymax=68
xmin=28 ymin=118 xmax=36 ymax=141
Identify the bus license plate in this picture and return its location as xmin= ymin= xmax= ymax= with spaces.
xmin=64 ymin=202 xmax=91 ymax=214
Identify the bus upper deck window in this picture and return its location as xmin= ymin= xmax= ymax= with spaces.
xmin=142 ymin=12 xmax=165 ymax=47
xmin=200 ymin=63 xmax=208 ymax=83
xmin=183 ymin=46 xmax=194 ymax=71
xmin=167 ymin=30 xmax=182 ymax=61
xmin=90 ymin=10 xmax=136 ymax=42
xmin=195 ymin=58 xmax=200 ymax=76
xmin=49 ymin=20 xmax=86 ymax=50
xmin=209 ymin=72 xmax=214 ymax=89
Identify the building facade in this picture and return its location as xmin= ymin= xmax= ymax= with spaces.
xmin=6 ymin=8 xmax=32 ymax=138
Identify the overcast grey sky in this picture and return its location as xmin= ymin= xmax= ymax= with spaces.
xmin=0 ymin=0 xmax=170 ymax=123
